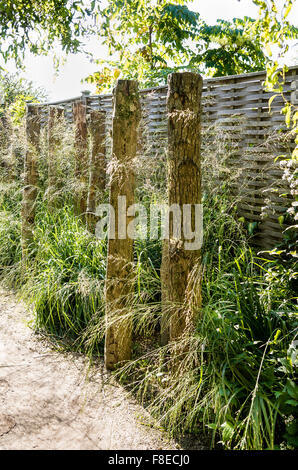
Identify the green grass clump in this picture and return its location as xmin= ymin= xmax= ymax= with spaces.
xmin=0 ymin=182 xmax=22 ymax=287
xmin=21 ymin=205 xmax=106 ymax=349
xmin=0 ymin=208 xmax=21 ymax=272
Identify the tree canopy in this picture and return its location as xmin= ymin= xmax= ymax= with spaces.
xmin=86 ymin=0 xmax=199 ymax=91
xmin=0 ymin=0 xmax=297 ymax=92
xmin=190 ymin=17 xmax=267 ymax=77
xmin=0 ymin=72 xmax=47 ymax=123
xmin=86 ymin=0 xmax=298 ymax=91
xmin=0 ymin=0 xmax=93 ymax=67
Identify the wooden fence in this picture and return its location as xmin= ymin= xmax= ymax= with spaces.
xmin=21 ymin=69 xmax=297 ymax=369
xmin=36 ymin=65 xmax=298 ymax=250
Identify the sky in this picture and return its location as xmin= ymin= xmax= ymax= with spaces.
xmin=2 ymin=0 xmax=298 ymax=101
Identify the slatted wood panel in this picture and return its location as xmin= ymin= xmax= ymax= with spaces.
xmin=36 ymin=66 xmax=298 ymax=250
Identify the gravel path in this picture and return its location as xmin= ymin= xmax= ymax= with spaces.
xmin=0 ymin=289 xmax=188 ymax=450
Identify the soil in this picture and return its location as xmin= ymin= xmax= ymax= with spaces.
xmin=0 ymin=288 xmax=205 ymax=450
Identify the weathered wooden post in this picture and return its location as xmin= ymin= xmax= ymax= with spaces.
xmin=105 ymin=80 xmax=141 ymax=370
xmin=86 ymin=109 xmax=106 ymax=233
xmin=164 ymin=72 xmax=203 ymax=343
xmin=0 ymin=114 xmax=14 ymax=182
xmin=47 ymin=106 xmax=64 ymax=209
xmin=21 ymin=104 xmax=41 ymax=259
xmin=8 ymin=128 xmax=17 ymax=183
xmin=73 ymin=100 xmax=88 ymax=216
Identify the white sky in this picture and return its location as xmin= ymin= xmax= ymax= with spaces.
xmin=2 ymin=0 xmax=298 ymax=101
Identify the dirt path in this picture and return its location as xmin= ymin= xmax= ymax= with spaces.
xmin=0 ymin=289 xmax=205 ymax=450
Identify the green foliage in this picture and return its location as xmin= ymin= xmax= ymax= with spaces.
xmin=191 ymin=17 xmax=267 ymax=77
xmin=0 ymin=72 xmax=47 ymax=124
xmin=198 ymin=275 xmax=296 ymax=449
xmin=86 ymin=0 xmax=200 ymax=91
xmin=0 ymin=73 xmax=46 ymax=107
xmin=0 ymin=207 xmax=21 ymax=277
xmin=23 ymin=205 xmax=107 ymax=346
xmin=0 ymin=0 xmax=95 ymax=67
xmin=194 ymin=189 xmax=296 ymax=450
xmin=277 ymin=378 xmax=298 ymax=448
xmin=86 ymin=1 xmax=298 ymax=89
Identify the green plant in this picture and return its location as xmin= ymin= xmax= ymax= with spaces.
xmin=21 ymin=205 xmax=107 ymax=348
xmin=0 ymin=72 xmax=47 ymax=125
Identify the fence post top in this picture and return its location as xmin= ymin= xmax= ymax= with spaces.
xmin=116 ymin=79 xmax=138 ymax=84
xmin=26 ymin=101 xmax=41 ymax=114
xmin=167 ymin=71 xmax=203 ymax=84
xmin=168 ymin=71 xmax=202 ymax=76
xmin=114 ymin=79 xmax=139 ymax=92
